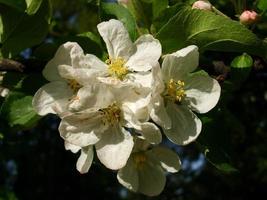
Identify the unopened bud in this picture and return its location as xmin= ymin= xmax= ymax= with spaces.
xmin=239 ymin=10 xmax=259 ymax=25
xmin=192 ymin=0 xmax=212 ymax=11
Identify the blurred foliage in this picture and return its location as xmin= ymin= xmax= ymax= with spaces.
xmin=0 ymin=0 xmax=267 ymax=199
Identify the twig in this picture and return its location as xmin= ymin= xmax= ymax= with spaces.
xmin=0 ymin=59 xmax=25 ymax=72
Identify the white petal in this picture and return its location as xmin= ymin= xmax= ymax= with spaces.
xmin=127 ymin=71 xmax=153 ymax=88
xmin=69 ymin=84 xmax=116 ymax=112
xmin=74 ymin=54 xmax=108 ymax=86
xmin=121 ymin=86 xmax=151 ymax=122
xmin=139 ymin=122 xmax=162 ymax=145
xmin=58 ymin=65 xmax=107 ymax=86
xmin=126 ymin=35 xmax=162 ymax=72
xmin=57 ymin=64 xmax=76 ymax=80
xmin=184 ymin=72 xmax=221 ymax=113
xmin=76 ymin=146 xmax=94 ymax=174
xmin=43 ymin=42 xmax=83 ymax=81
xmin=151 ymin=146 xmax=181 ymax=173
xmin=68 ymin=86 xmax=95 ymax=112
xmin=151 ymin=63 xmax=165 ymax=93
xmin=64 ymin=141 xmax=81 ymax=153
xmin=122 ymin=106 xmax=160 ymax=144
xmin=97 ymin=19 xmax=134 ymax=60
xmin=117 ymin=156 xmax=139 ymax=192
xmin=132 ymin=138 xmax=151 ymax=152
xmin=150 ymin=94 xmax=172 ymax=129
xmin=138 ymin=159 xmax=166 ymax=196
xmin=95 ymin=126 xmax=134 ymax=170
xmin=32 ymin=81 xmax=73 ymax=116
xmin=59 ymin=111 xmax=104 ymax=147
xmin=162 ymin=45 xmax=199 ymax=81
xmin=164 ymin=103 xmax=202 ymax=145
xmin=82 ymin=54 xmax=107 ymax=70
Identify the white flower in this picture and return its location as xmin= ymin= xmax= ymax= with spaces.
xmin=117 ymin=139 xmax=181 ymax=196
xmin=69 ymin=19 xmax=162 ymax=120
xmin=59 ymin=85 xmax=162 ymax=170
xmin=32 ymin=42 xmax=95 ymax=115
xmin=150 ymin=45 xmax=221 ymax=145
xmin=65 ymin=141 xmax=94 ymax=174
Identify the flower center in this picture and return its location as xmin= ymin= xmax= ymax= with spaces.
xmin=106 ymin=57 xmax=129 ymax=80
xmin=100 ymin=103 xmax=121 ymax=126
xmin=67 ymin=79 xmax=81 ymax=92
xmin=166 ymin=79 xmax=186 ymax=103
xmin=133 ymin=152 xmax=147 ymax=170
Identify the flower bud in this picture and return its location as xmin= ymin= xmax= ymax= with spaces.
xmin=192 ymin=0 xmax=212 ymax=11
xmin=239 ymin=10 xmax=259 ymax=25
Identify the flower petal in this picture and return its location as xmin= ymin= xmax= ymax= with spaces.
xmin=164 ymin=103 xmax=202 ymax=145
xmin=59 ymin=110 xmax=104 ymax=147
xmin=151 ymin=146 xmax=181 ymax=173
xmin=57 ymin=55 xmax=108 ymax=86
xmin=138 ymin=159 xmax=166 ymax=196
xmin=121 ymin=87 xmax=151 ymax=122
xmin=95 ymin=126 xmax=134 ymax=170
xmin=139 ymin=122 xmax=162 ymax=145
xmin=162 ymin=45 xmax=199 ymax=81
xmin=43 ymin=42 xmax=83 ymax=81
xmin=97 ymin=19 xmax=134 ymax=60
xmin=122 ymin=106 xmax=161 ymax=144
xmin=184 ymin=72 xmax=221 ymax=113
xmin=69 ymin=84 xmax=116 ymax=112
xmin=76 ymin=146 xmax=94 ymax=174
xmin=150 ymin=94 xmax=172 ymax=129
xmin=126 ymin=35 xmax=162 ymax=72
xmin=117 ymin=156 xmax=139 ymax=192
xmin=64 ymin=141 xmax=81 ymax=153
xmin=32 ymin=81 xmax=73 ymax=116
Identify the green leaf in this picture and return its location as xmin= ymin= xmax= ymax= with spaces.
xmin=202 ymin=146 xmax=239 ymax=173
xmin=56 ymin=32 xmax=103 ymax=57
xmin=0 ymin=91 xmax=40 ymax=127
xmin=32 ymin=43 xmax=58 ymax=60
xmin=198 ymin=108 xmax=241 ymax=173
xmin=0 ymin=0 xmax=26 ymax=12
xmin=230 ymin=53 xmax=253 ymax=88
xmin=257 ymin=0 xmax=267 ymax=11
xmin=152 ymin=0 xmax=168 ymax=20
xmin=126 ymin=0 xmax=153 ymax=32
xmin=156 ymin=5 xmax=267 ymax=59
xmin=2 ymin=72 xmax=47 ymax=94
xmin=0 ymin=0 xmax=51 ymax=57
xmin=101 ymin=2 xmax=137 ymax=41
xmin=231 ymin=53 xmax=253 ymax=69
xmin=26 ymin=0 xmax=43 ymax=15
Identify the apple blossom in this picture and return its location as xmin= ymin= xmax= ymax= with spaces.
xmin=150 ymin=45 xmax=221 ymax=145
xmin=117 ymin=139 xmax=181 ymax=196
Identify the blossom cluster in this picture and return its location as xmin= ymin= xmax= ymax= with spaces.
xmin=32 ymin=19 xmax=221 ymax=196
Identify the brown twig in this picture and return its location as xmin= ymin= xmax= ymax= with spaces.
xmin=0 ymin=59 xmax=25 ymax=72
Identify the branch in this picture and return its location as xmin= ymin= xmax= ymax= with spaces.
xmin=0 ymin=59 xmax=25 ymax=72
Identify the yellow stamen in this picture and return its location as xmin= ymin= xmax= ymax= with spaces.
xmin=99 ymin=103 xmax=121 ymax=126
xmin=132 ymin=152 xmax=147 ymax=170
xmin=106 ymin=57 xmax=129 ymax=80
xmin=68 ymin=79 xmax=81 ymax=92
xmin=166 ymin=79 xmax=186 ymax=103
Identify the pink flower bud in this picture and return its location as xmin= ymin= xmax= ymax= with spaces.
xmin=239 ymin=10 xmax=259 ymax=25
xmin=192 ymin=0 xmax=212 ymax=11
